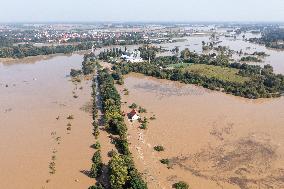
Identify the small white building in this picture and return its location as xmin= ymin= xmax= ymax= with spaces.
xmin=121 ymin=50 xmax=143 ymax=63
xmin=128 ymin=109 xmax=140 ymax=121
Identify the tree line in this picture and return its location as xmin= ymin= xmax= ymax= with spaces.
xmin=97 ymin=68 xmax=147 ymax=189
xmin=98 ymin=48 xmax=124 ymax=61
xmin=0 ymin=42 xmax=93 ymax=58
xmin=81 ymin=61 xmax=146 ymax=189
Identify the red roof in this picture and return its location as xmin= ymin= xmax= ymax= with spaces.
xmin=129 ymin=109 xmax=137 ymax=118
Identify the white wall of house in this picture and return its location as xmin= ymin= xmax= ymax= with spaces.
xmin=131 ymin=114 xmax=140 ymax=121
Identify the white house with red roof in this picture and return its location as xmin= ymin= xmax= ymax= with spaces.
xmin=128 ymin=109 xmax=140 ymax=121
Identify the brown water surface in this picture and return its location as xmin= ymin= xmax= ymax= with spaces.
xmin=0 ymin=54 xmax=95 ymax=189
xmin=119 ymin=73 xmax=284 ymax=189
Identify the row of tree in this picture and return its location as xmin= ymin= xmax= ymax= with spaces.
xmin=240 ymin=56 xmax=262 ymax=62
xmin=0 ymin=42 xmax=93 ymax=58
xmin=98 ymin=48 xmax=124 ymax=61
xmin=82 ymin=53 xmax=97 ymax=75
xmin=97 ymin=68 xmax=147 ymax=189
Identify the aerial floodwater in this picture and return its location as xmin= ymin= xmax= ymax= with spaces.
xmin=0 ymin=25 xmax=284 ymax=189
xmin=1 ymin=0 xmax=284 ymax=188
xmin=119 ymin=73 xmax=284 ymax=189
xmin=0 ymin=54 xmax=94 ymax=189
xmin=117 ymin=34 xmax=284 ymax=189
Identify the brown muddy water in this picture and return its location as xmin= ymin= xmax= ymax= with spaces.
xmin=0 ymin=54 xmax=95 ymax=189
xmin=118 ymin=73 xmax=284 ymax=189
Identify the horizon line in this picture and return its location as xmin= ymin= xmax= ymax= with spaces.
xmin=0 ymin=20 xmax=284 ymax=25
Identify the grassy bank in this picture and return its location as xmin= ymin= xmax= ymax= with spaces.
xmin=185 ymin=64 xmax=250 ymax=84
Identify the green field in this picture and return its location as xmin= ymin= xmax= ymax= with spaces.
xmin=184 ymin=64 xmax=250 ymax=84
xmin=167 ymin=63 xmax=192 ymax=68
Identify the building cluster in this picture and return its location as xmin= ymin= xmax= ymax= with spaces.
xmin=0 ymin=23 xmax=192 ymax=46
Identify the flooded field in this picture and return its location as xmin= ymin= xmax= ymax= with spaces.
xmin=0 ymin=30 xmax=284 ymax=189
xmin=0 ymin=54 xmax=95 ymax=189
xmin=115 ymin=35 xmax=284 ymax=189
xmin=161 ymin=33 xmax=284 ymax=74
xmin=118 ymin=73 xmax=284 ymax=189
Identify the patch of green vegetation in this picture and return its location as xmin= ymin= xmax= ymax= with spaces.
xmin=167 ymin=63 xmax=192 ymax=68
xmin=88 ymin=184 xmax=105 ymax=189
xmin=241 ymin=56 xmax=262 ymax=62
xmin=92 ymin=121 xmax=100 ymax=139
xmin=129 ymin=103 xmax=138 ymax=109
xmin=114 ymin=138 xmax=130 ymax=155
xmin=185 ymin=64 xmax=250 ymax=84
xmin=173 ymin=181 xmax=189 ymax=189
xmin=252 ymin=51 xmax=269 ymax=57
xmin=139 ymin=117 xmax=148 ymax=130
xmin=70 ymin=69 xmax=82 ymax=77
xmin=154 ymin=145 xmax=165 ymax=152
xmin=140 ymin=122 xmax=147 ymax=130
xmin=123 ymin=88 xmax=129 ymax=95
xmin=91 ymin=141 xmax=101 ymax=149
xmin=138 ymin=106 xmax=147 ymax=113
xmin=160 ymin=158 xmax=170 ymax=165
xmin=109 ymin=154 xmax=147 ymax=189
xmin=90 ymin=150 xmax=103 ymax=178
xmin=82 ymin=58 xmax=96 ymax=75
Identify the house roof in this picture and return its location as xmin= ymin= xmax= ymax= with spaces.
xmin=129 ymin=109 xmax=137 ymax=118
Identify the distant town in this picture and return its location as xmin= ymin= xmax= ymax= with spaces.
xmin=0 ymin=22 xmax=283 ymax=59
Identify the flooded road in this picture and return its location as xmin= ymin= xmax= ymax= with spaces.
xmin=0 ymin=54 xmax=94 ymax=189
xmin=119 ymin=73 xmax=284 ymax=189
